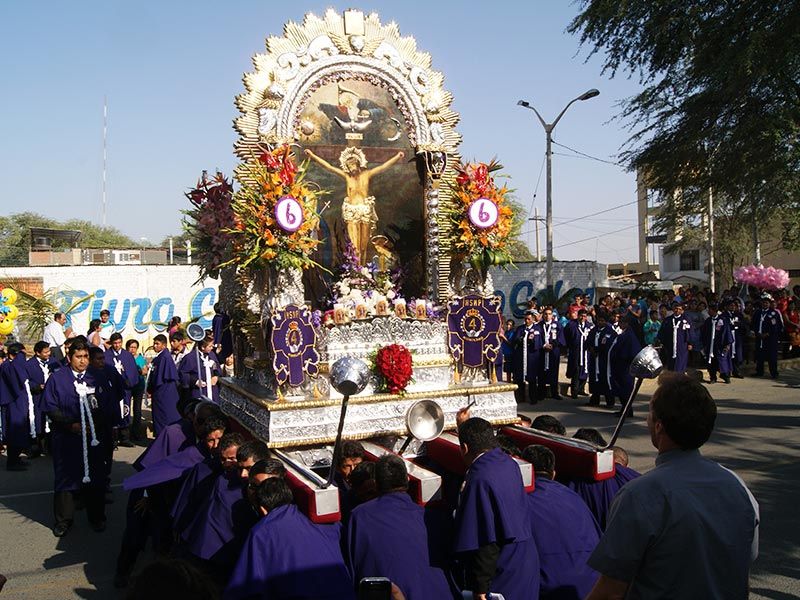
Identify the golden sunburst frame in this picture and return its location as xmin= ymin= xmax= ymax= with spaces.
xmin=233 ymin=8 xmax=462 ymax=299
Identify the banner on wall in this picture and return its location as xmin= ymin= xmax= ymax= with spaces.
xmin=0 ymin=266 xmax=219 ymax=345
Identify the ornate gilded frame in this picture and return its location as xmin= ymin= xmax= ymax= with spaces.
xmin=233 ymin=9 xmax=462 ymax=299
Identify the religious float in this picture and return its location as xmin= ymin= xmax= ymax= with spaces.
xmin=186 ymin=9 xmax=662 ymax=522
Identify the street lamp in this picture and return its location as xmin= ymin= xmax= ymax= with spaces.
xmin=517 ymin=89 xmax=600 ymax=292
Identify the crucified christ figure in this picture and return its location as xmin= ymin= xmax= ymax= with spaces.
xmin=305 ymin=146 xmax=404 ymax=264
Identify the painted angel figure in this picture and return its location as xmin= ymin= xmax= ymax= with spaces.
xmin=305 ymin=146 xmax=404 ymax=264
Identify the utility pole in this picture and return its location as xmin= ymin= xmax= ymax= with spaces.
xmin=518 ymin=89 xmax=600 ymax=290
xmin=534 ymin=206 xmax=541 ymax=261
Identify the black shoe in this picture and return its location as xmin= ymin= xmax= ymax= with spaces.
xmin=586 ymin=395 xmax=600 ymax=407
xmin=27 ymin=446 xmax=42 ymax=459
xmin=733 ymin=372 xmax=744 ymax=379
xmin=118 ymin=440 xmax=135 ymax=448
xmin=90 ymin=520 xmax=107 ymax=532
xmin=709 ymin=378 xmax=717 ymax=384
xmin=52 ymin=522 xmax=71 ymax=537
xmin=722 ymin=376 xmax=731 ymax=384
xmin=7 ymin=462 xmax=28 ymax=472
xmin=605 ymin=398 xmax=615 ymax=408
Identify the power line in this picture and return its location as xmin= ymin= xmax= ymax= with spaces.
xmin=551 ymin=139 xmax=622 ymax=166
xmin=526 ymin=153 xmax=547 ymax=220
xmin=552 ymin=199 xmax=640 ymax=227
xmin=553 ymin=224 xmax=640 ymax=249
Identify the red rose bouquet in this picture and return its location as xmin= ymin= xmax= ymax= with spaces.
xmin=373 ymin=344 xmax=413 ymax=394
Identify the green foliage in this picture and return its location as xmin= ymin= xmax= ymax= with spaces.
xmin=0 ymin=212 xmax=138 ymax=266
xmin=569 ymin=0 xmax=800 ymax=247
xmin=14 ymin=288 xmax=94 ymax=341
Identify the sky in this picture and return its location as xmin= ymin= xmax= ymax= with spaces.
xmin=0 ymin=1 xmax=644 ymax=264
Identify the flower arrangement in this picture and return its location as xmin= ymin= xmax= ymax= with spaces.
xmin=225 ymin=145 xmax=324 ymax=271
xmin=330 ymin=242 xmax=400 ymax=318
xmin=734 ymin=264 xmax=790 ymax=291
xmin=446 ymin=159 xmax=515 ymax=272
xmin=182 ymin=171 xmax=235 ymax=279
xmin=371 ymin=343 xmax=414 ymax=394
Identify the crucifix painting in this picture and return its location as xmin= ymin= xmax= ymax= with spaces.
xmin=297 ymin=79 xmax=425 ymax=304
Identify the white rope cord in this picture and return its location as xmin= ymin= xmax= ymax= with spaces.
xmin=24 ymin=379 xmax=36 ymax=438
xmin=202 ymin=355 xmax=214 ymax=399
xmin=75 ymin=379 xmax=100 ymax=484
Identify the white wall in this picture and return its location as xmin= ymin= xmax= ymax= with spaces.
xmin=0 ymin=265 xmax=219 ymax=346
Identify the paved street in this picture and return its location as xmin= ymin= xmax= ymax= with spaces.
xmin=1 ymin=368 xmax=798 ymax=599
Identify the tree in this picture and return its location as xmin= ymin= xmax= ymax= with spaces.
xmin=0 ymin=212 xmax=138 ymax=266
xmin=569 ymin=1 xmax=800 ymax=256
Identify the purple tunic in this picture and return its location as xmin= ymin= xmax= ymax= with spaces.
xmin=225 ymin=504 xmax=355 ymax=600
xmin=346 ymin=492 xmax=458 ymax=600
xmin=181 ymin=470 xmax=256 ymax=569
xmin=25 ymin=356 xmax=60 ymax=434
xmin=212 ymin=312 xmax=234 ymax=363
xmin=177 ymin=350 xmax=221 ymax=402
xmin=701 ymin=314 xmax=735 ymax=375
xmin=564 ymin=320 xmax=592 ymax=381
xmin=567 ymin=465 xmax=641 ymax=530
xmin=147 ymin=348 xmax=181 ymax=436
xmin=527 ymin=478 xmax=601 ymax=599
xmin=42 ymin=368 xmax=107 ymax=491
xmin=537 ymin=320 xmax=566 ymax=386
xmin=123 ymin=443 xmax=205 ymax=491
xmin=133 ymin=418 xmax=195 ymax=472
xmin=607 ymin=328 xmax=642 ymax=400
xmin=454 ymin=447 xmax=540 ymax=600
xmin=512 ymin=324 xmax=543 ymax=386
xmin=171 ymin=457 xmax=218 ymax=530
xmin=1 ymin=353 xmax=32 ymax=448
xmin=657 ymin=314 xmax=692 ymax=372
xmin=105 ymin=347 xmax=139 ymax=427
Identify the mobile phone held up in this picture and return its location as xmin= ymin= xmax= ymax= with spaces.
xmin=359 ymin=577 xmax=392 ymax=600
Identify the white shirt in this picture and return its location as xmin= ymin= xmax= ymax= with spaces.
xmin=43 ymin=320 xmax=66 ymax=348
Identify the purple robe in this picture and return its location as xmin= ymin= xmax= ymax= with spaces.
xmin=177 ymin=350 xmax=221 ymax=402
xmin=564 ymin=320 xmax=592 ymax=381
xmin=225 ymin=504 xmax=355 ymax=600
xmin=586 ymin=325 xmax=603 ymax=394
xmin=87 ymin=364 xmax=126 ymax=478
xmin=657 ymin=314 xmax=692 ymax=372
xmin=606 ymin=328 xmax=642 ymax=400
xmin=537 ymin=320 xmax=566 ymax=386
xmin=701 ymin=315 xmax=735 ymax=375
xmin=753 ymin=308 xmax=783 ymax=353
xmin=512 ymin=324 xmax=543 ymax=386
xmin=346 ymin=492 xmax=458 ymax=600
xmin=1 ymin=353 xmax=33 ymax=448
xmin=181 ymin=470 xmax=256 ymax=570
xmin=454 ymin=447 xmax=540 ymax=600
xmin=566 ymin=465 xmax=640 ymax=530
xmin=171 ymin=457 xmax=218 ymax=531
xmin=147 ymin=348 xmax=181 ymax=436
xmin=133 ymin=418 xmax=195 ymax=472
xmin=527 ymin=478 xmax=601 ymax=599
xmin=212 ymin=312 xmax=234 ymax=363
xmin=42 ymin=368 xmax=107 ymax=491
xmin=25 ymin=356 xmax=60 ymax=434
xmin=105 ymin=347 xmax=139 ymax=427
xmin=123 ymin=443 xmax=205 ymax=491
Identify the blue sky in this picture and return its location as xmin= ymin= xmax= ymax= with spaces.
xmin=0 ymin=1 xmax=643 ymax=263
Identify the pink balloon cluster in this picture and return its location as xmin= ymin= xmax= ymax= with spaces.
xmin=733 ymin=264 xmax=790 ymax=290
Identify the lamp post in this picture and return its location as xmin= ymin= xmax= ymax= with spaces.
xmin=518 ymin=89 xmax=600 ymax=292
